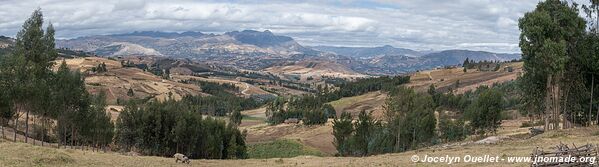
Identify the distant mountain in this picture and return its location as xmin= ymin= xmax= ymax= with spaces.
xmin=226 ymin=30 xmax=293 ymax=47
xmin=110 ymin=31 xmax=205 ymax=38
xmin=308 ymin=45 xmax=520 ymax=74
xmin=57 ymin=30 xmax=315 ymax=58
xmin=56 ymin=31 xmax=520 ymax=75
xmin=0 ymin=35 xmax=14 ymax=47
xmin=0 ymin=36 xmax=95 ymax=58
xmin=310 ymin=45 xmax=423 ymax=58
xmin=421 ymin=50 xmax=520 ymax=65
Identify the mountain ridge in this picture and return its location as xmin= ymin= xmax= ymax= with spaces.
xmin=54 ymin=30 xmax=521 ymax=75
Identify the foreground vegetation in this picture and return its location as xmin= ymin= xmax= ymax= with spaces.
xmin=2 ymin=124 xmax=599 ymax=167
xmin=0 ymin=9 xmax=113 ymax=149
xmin=519 ymin=0 xmax=599 ymax=129
xmin=115 ymin=99 xmax=247 ymax=159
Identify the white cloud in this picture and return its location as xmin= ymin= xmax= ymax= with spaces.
xmin=0 ymin=0 xmax=590 ymax=53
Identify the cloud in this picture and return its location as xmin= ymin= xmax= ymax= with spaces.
xmin=0 ymin=0 xmax=590 ymax=53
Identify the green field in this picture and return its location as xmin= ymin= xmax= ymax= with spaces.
xmin=247 ymin=139 xmax=323 ymax=159
xmin=242 ymin=115 xmax=266 ymax=121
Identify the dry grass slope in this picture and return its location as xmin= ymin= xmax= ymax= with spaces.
xmin=2 ymin=123 xmax=599 ymax=167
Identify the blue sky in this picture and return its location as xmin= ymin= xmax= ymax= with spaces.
xmin=0 ymin=0 xmax=592 ymax=53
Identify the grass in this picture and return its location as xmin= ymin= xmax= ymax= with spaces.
xmin=327 ymin=92 xmax=377 ymax=109
xmin=242 ymin=115 xmax=266 ymax=121
xmin=0 ymin=139 xmax=75 ymax=167
xmin=247 ymin=139 xmax=323 ymax=159
xmin=1 ymin=119 xmax=598 ymax=167
xmin=0 ymin=139 xmax=188 ymax=167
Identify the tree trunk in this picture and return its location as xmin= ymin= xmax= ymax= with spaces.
xmin=589 ymin=75 xmax=594 ymax=126
xmin=554 ymin=74 xmax=561 ymax=129
xmin=563 ymin=80 xmax=570 ymax=129
xmin=71 ymin=127 xmax=75 ymax=149
xmin=395 ymin=120 xmax=401 ymax=152
xmin=13 ymin=114 xmax=18 ymax=142
xmin=545 ymin=75 xmax=553 ymax=130
xmin=62 ymin=124 xmax=67 ymax=149
xmin=41 ymin=118 xmax=44 ymax=147
xmin=25 ymin=110 xmax=29 ymax=144
xmin=1 ymin=120 xmax=4 ymax=139
xmin=32 ymin=115 xmax=36 ymax=145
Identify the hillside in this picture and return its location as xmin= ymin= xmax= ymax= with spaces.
xmin=310 ymin=45 xmax=423 ymax=58
xmin=3 ymin=121 xmax=598 ymax=167
xmin=56 ymin=30 xmax=311 ymax=58
xmin=263 ymin=60 xmax=367 ymax=79
xmin=406 ymin=62 xmax=523 ymax=93
xmin=238 ymin=62 xmax=525 ymax=156
xmin=54 ymin=57 xmax=203 ymax=104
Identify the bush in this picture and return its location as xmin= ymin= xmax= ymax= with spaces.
xmin=303 ymin=109 xmax=327 ymax=125
xmin=438 ymin=114 xmax=469 ymax=142
xmin=465 ymin=88 xmax=503 ymax=135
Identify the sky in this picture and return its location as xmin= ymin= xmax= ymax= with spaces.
xmin=0 ymin=0 xmax=592 ymax=53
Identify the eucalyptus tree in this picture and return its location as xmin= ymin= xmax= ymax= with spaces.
xmin=11 ymin=8 xmax=58 ymax=142
xmin=519 ymin=0 xmax=586 ymax=130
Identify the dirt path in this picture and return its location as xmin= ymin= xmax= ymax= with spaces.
xmin=241 ymin=83 xmax=251 ymax=95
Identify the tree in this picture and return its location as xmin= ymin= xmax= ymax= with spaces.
xmin=0 ymin=87 xmax=14 ymax=139
xmin=384 ymin=86 xmax=436 ymax=152
xmin=332 ymin=112 xmax=353 ymax=156
xmin=88 ymin=91 xmax=113 ymax=151
xmin=53 ymin=60 xmax=89 ymax=148
xmin=229 ymin=110 xmax=242 ymax=126
xmin=0 ymin=54 xmax=14 ymax=139
xmin=466 ymin=88 xmax=503 ymax=135
xmin=127 ymin=88 xmax=134 ymax=97
xmin=10 ymin=8 xmax=58 ymax=143
xmin=114 ymin=100 xmax=247 ymax=159
xmin=322 ymin=104 xmax=336 ymax=119
xmin=353 ymin=110 xmax=374 ymax=156
xmin=519 ymin=0 xmax=586 ymax=130
xmin=581 ymin=0 xmax=599 ymax=126
xmin=438 ymin=113 xmax=468 ymax=142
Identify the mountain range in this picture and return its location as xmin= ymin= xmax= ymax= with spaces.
xmin=52 ymin=30 xmax=520 ymax=75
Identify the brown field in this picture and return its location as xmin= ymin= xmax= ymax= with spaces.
xmin=407 ymin=62 xmax=523 ymax=93
xmin=54 ymin=57 xmax=203 ymax=104
xmin=328 ymin=91 xmax=387 ymax=119
xmin=263 ymin=60 xmax=367 ymax=80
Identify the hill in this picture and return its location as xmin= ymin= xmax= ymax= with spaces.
xmin=3 ymin=121 xmax=598 ymax=167
xmin=406 ymin=61 xmax=523 ymax=93
xmin=263 ymin=60 xmax=367 ymax=79
xmin=54 ymin=57 xmax=203 ymax=104
xmin=310 ymin=45 xmax=423 ymax=58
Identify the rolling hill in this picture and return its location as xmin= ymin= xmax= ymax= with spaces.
xmin=53 ymin=57 xmax=204 ymax=105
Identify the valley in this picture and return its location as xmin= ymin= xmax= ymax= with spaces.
xmin=3 ymin=1 xmax=598 ymax=166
